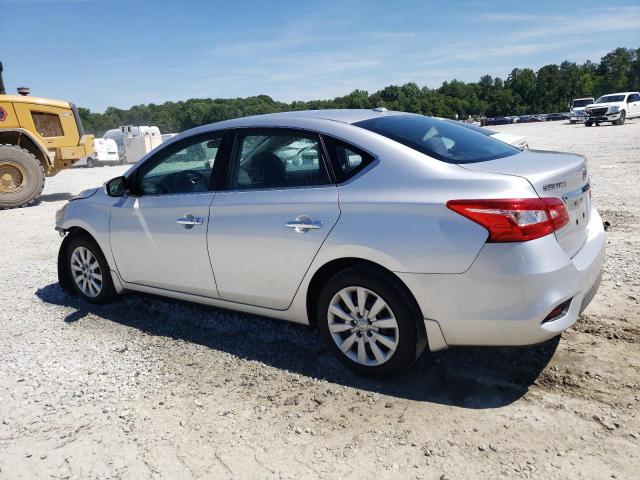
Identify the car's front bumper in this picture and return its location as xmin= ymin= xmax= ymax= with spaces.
xmin=587 ymin=111 xmax=621 ymax=122
xmin=398 ymin=207 xmax=605 ymax=349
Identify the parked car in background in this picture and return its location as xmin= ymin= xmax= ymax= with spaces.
xmin=584 ymin=92 xmax=640 ymax=126
xmin=74 ymin=138 xmax=119 ymax=168
xmin=446 ymin=120 xmax=528 ymax=149
xmin=569 ymin=97 xmax=594 ymax=124
xmin=517 ymin=115 xmax=543 ymax=123
xmin=544 ymin=113 xmax=570 ymax=122
xmin=481 ymin=116 xmax=510 ymax=126
xmin=56 ymin=109 xmax=604 ymax=376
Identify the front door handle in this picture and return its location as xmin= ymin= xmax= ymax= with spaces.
xmin=286 ymin=215 xmax=322 ymax=233
xmin=176 ymin=214 xmax=204 ymax=228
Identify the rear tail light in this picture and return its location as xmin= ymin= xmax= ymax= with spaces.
xmin=446 ymin=198 xmax=569 ymax=242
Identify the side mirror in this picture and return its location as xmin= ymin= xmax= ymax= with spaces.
xmin=104 ymin=176 xmax=127 ymax=197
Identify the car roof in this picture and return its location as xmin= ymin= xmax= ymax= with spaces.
xmin=206 ymin=108 xmax=409 ymax=129
xmin=600 ymin=92 xmax=639 ymax=96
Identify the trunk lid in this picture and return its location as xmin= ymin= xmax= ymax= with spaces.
xmin=460 ymin=149 xmax=590 ymax=257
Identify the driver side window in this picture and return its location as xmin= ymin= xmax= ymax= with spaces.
xmin=135 ymin=134 xmax=222 ymax=195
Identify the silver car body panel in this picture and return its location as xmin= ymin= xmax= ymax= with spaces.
xmin=57 ymin=109 xmax=605 ymax=351
xmin=110 ymin=192 xmax=219 ymax=298
xmin=208 ymin=186 xmax=340 ymax=310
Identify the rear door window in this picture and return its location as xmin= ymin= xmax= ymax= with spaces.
xmin=229 ymin=131 xmax=331 ymax=190
xmin=355 ymin=115 xmax=520 ymax=164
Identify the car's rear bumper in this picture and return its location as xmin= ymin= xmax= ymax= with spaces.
xmin=397 ymin=207 xmax=605 ymax=349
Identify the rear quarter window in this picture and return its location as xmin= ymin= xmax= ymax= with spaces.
xmin=354 ymin=115 xmax=520 ymax=164
xmin=323 ymin=137 xmax=374 ymax=182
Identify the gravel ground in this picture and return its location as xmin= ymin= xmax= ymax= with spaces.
xmin=1 ymin=119 xmax=639 ymax=480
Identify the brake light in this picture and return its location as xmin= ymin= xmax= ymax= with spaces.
xmin=446 ymin=198 xmax=569 ymax=242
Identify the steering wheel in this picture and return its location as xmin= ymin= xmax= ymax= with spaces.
xmin=156 ymin=169 xmax=208 ymax=193
xmin=182 ymin=169 xmax=207 ymax=187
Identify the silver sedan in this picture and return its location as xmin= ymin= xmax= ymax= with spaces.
xmin=55 ymin=109 xmax=605 ymax=376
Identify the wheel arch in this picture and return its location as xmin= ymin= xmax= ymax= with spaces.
xmin=57 ymin=227 xmax=93 ymax=291
xmin=305 ymin=257 xmax=423 ymax=322
xmin=57 ymin=226 xmax=119 ymax=292
xmin=0 ymin=129 xmax=51 ymax=174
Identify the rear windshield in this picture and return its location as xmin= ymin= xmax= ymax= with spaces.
xmin=355 ymin=115 xmax=519 ymax=164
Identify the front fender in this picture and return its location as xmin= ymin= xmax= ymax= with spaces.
xmin=58 ymin=198 xmax=115 ymax=270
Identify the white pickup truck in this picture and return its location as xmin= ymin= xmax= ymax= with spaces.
xmin=584 ymin=92 xmax=640 ymax=126
xmin=569 ymin=97 xmax=594 ymax=124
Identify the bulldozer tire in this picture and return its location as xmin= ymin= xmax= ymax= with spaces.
xmin=0 ymin=144 xmax=46 ymax=209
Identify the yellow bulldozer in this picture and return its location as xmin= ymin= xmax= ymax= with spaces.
xmin=0 ymin=62 xmax=93 ymax=209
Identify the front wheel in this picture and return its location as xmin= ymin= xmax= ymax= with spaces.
xmin=86 ymin=157 xmax=95 ymax=168
xmin=0 ymin=144 xmax=45 ymax=209
xmin=65 ymin=234 xmax=116 ymax=304
xmin=317 ymin=267 xmax=421 ymax=376
xmin=614 ymin=110 xmax=626 ymax=125
xmin=585 ymin=121 xmax=593 ymax=127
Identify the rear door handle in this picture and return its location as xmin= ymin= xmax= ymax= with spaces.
xmin=176 ymin=214 xmax=204 ymax=228
xmin=286 ymin=215 xmax=322 ymax=233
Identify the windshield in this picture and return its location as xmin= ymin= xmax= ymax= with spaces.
xmin=355 ymin=115 xmax=519 ymax=164
xmin=596 ymin=95 xmax=625 ymax=103
xmin=573 ymin=99 xmax=593 ymax=108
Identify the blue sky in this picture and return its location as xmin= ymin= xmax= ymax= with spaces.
xmin=1 ymin=0 xmax=638 ymax=112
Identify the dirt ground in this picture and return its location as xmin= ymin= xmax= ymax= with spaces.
xmin=1 ymin=119 xmax=638 ymax=480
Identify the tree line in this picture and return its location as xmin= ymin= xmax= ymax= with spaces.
xmin=80 ymin=47 xmax=639 ymax=136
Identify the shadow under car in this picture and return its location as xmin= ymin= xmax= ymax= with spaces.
xmin=36 ymin=282 xmax=560 ymax=409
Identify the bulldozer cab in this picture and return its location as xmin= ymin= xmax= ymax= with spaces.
xmin=0 ymin=95 xmax=93 ymax=174
xmin=0 ymin=61 xmax=93 ymax=209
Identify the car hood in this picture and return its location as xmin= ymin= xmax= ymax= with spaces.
xmin=69 ymin=187 xmax=99 ymax=201
xmin=586 ymin=102 xmax=620 ymax=109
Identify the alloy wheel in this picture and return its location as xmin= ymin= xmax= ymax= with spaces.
xmin=70 ymin=246 xmax=103 ymax=297
xmin=327 ymin=286 xmax=399 ymax=366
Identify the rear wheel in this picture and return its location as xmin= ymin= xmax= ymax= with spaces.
xmin=65 ymin=234 xmax=116 ymax=304
xmin=0 ymin=144 xmax=45 ymax=209
xmin=317 ymin=267 xmax=421 ymax=376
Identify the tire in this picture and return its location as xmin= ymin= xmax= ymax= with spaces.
xmin=0 ymin=144 xmax=45 ymax=209
xmin=64 ymin=233 xmax=117 ymax=304
xmin=86 ymin=157 xmax=95 ymax=168
xmin=614 ymin=110 xmax=626 ymax=126
xmin=585 ymin=121 xmax=593 ymax=127
xmin=317 ymin=266 xmax=421 ymax=377
xmin=570 ymin=120 xmax=576 ymax=124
